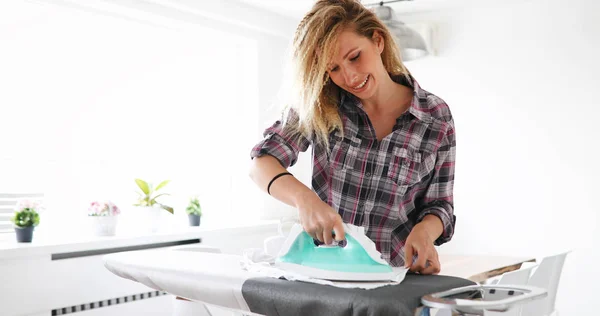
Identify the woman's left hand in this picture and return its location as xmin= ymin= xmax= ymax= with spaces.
xmin=404 ymin=220 xmax=441 ymax=275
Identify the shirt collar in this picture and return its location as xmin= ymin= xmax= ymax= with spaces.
xmin=339 ymin=73 xmax=433 ymax=124
xmin=391 ymin=73 xmax=433 ymax=123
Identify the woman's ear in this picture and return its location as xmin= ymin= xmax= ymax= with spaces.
xmin=373 ymin=31 xmax=384 ymax=54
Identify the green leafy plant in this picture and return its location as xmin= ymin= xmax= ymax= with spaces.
xmin=185 ymin=197 xmax=202 ymax=216
xmin=11 ymin=209 xmax=40 ymax=228
xmin=134 ymin=179 xmax=174 ymax=214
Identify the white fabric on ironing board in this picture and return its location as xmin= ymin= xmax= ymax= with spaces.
xmin=241 ymin=247 xmax=408 ymax=289
xmin=103 ymin=249 xmax=257 ymax=312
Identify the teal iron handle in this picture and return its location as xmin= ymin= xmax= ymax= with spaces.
xmin=312 ymin=230 xmax=347 ymax=247
xmin=312 ymin=238 xmax=347 ymax=247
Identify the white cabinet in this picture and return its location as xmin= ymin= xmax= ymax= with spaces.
xmin=1 ymin=246 xmax=189 ymax=316
xmin=0 ymin=222 xmax=277 ymax=316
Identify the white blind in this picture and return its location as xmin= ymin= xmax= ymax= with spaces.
xmin=0 ymin=194 xmax=44 ymax=233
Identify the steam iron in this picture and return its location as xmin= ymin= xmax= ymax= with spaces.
xmin=274 ymin=223 xmax=401 ymax=281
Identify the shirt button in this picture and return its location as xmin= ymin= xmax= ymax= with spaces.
xmin=365 ymin=172 xmax=371 ymax=178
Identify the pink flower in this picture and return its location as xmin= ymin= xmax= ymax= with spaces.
xmin=88 ymin=201 xmax=121 ymax=216
xmin=15 ymin=199 xmax=43 ymax=213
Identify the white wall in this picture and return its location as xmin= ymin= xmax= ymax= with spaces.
xmin=255 ymin=0 xmax=599 ymax=313
xmin=397 ymin=0 xmax=599 ymax=313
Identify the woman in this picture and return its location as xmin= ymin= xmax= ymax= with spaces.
xmin=249 ymin=0 xmax=456 ymax=275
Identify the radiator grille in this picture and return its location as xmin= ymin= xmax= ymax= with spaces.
xmin=51 ymin=291 xmax=168 ymax=315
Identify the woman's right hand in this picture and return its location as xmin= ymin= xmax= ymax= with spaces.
xmin=296 ymin=192 xmax=346 ymax=245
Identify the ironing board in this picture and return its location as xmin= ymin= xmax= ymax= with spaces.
xmin=103 ymin=249 xmax=534 ymax=316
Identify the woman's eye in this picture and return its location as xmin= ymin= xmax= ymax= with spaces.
xmin=350 ymin=52 xmax=360 ymax=61
xmin=330 ymin=66 xmax=339 ymax=72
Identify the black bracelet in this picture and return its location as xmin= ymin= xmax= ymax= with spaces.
xmin=267 ymin=172 xmax=293 ymax=195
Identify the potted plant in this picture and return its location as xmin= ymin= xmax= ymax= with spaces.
xmin=133 ymin=179 xmax=174 ymax=232
xmin=11 ymin=199 xmax=42 ymax=243
xmin=185 ymin=197 xmax=202 ymax=226
xmin=87 ymin=201 xmax=121 ymax=236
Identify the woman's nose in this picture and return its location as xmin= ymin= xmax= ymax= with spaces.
xmin=346 ymin=72 xmax=360 ymax=87
xmin=343 ymin=69 xmax=360 ymax=86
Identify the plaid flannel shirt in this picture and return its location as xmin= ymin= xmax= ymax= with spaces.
xmin=250 ymin=74 xmax=456 ymax=267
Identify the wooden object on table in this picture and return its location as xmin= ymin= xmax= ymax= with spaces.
xmin=439 ymin=254 xmax=536 ymax=283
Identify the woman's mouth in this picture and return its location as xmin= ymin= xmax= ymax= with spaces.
xmin=351 ymin=75 xmax=369 ymax=92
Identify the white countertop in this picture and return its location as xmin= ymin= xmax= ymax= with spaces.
xmin=0 ymin=219 xmax=279 ymax=260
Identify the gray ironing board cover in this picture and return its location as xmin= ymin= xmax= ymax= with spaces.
xmin=241 ymin=273 xmax=476 ymax=316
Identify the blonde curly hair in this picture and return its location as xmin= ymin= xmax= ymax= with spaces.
xmin=283 ymin=0 xmax=411 ymax=148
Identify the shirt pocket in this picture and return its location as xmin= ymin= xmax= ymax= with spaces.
xmin=386 ymin=147 xmax=423 ymax=195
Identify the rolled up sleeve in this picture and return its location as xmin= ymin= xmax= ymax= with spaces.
xmin=250 ymin=108 xmax=310 ymax=169
xmin=418 ymin=123 xmax=456 ymax=246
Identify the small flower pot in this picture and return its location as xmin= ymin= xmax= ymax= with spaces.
xmin=15 ymin=226 xmax=34 ymax=243
xmin=90 ymin=215 xmax=118 ymax=236
xmin=188 ymin=214 xmax=201 ymax=226
xmin=136 ymin=206 xmax=164 ymax=233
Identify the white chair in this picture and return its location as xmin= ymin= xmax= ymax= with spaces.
xmin=520 ymin=252 xmax=569 ymax=316
xmin=485 ymin=262 xmax=539 ymax=316
xmin=0 ymin=193 xmax=44 ymax=233
xmin=486 ymin=251 xmax=569 ymax=316
xmin=424 ymin=251 xmax=570 ymax=316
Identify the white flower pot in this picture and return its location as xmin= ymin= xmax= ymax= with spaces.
xmin=89 ymin=216 xmax=118 ymax=236
xmin=136 ymin=206 xmax=164 ymax=233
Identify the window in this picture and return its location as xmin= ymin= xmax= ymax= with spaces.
xmin=0 ymin=2 xmax=261 ymax=235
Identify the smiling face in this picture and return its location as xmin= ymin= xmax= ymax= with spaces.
xmin=286 ymin=0 xmax=410 ymax=148
xmin=326 ymin=28 xmax=385 ymax=100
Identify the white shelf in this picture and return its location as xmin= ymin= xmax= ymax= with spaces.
xmin=0 ymin=220 xmax=278 ymax=260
